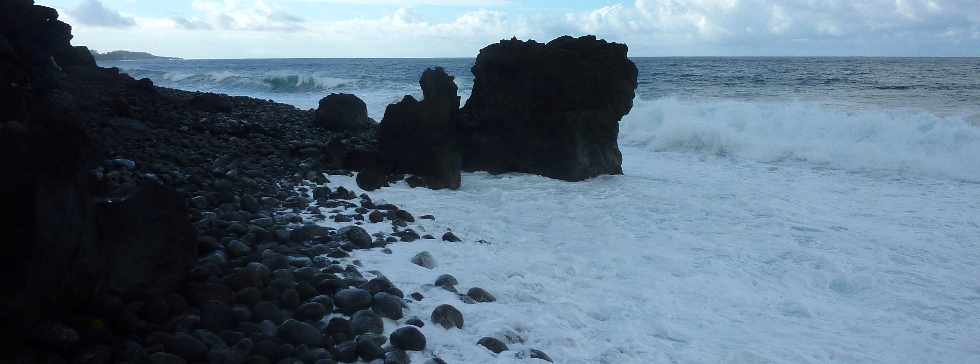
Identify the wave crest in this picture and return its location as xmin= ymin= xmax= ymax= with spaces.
xmin=620 ymin=98 xmax=980 ymax=181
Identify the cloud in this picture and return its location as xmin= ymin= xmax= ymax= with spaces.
xmin=564 ymin=0 xmax=980 ymax=55
xmin=297 ymin=0 xmax=510 ymax=6
xmin=173 ymin=17 xmax=213 ymax=30
xmin=186 ymin=0 xmax=305 ymax=31
xmin=69 ymin=0 xmax=135 ymax=28
xmin=59 ymin=0 xmax=980 ymax=57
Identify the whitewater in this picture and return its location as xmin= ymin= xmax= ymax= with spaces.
xmin=304 ymin=99 xmax=980 ymax=364
xmin=104 ymin=57 xmax=980 ymax=363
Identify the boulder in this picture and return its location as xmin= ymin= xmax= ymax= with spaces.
xmin=315 ymin=93 xmax=375 ymax=131
xmin=430 ymin=304 xmax=463 ymax=329
xmin=458 ymin=35 xmax=638 ymax=181
xmin=389 ymin=326 xmax=426 ymax=351
xmin=378 ymin=68 xmax=462 ymax=190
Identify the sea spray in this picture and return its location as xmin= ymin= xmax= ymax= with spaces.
xmin=620 ymin=98 xmax=980 ymax=182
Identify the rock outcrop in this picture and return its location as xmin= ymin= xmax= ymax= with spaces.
xmin=459 ymin=35 xmax=638 ymax=181
xmin=1 ymin=0 xmax=196 ymax=355
xmin=376 ymin=67 xmax=462 ymax=190
xmin=316 ymin=93 xmax=376 ymax=131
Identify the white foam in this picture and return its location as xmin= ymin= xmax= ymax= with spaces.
xmin=620 ymin=98 xmax=980 ymax=182
xmin=313 ymin=148 xmax=980 ymax=363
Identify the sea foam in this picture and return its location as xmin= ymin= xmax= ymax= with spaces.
xmin=620 ymin=98 xmax=980 ymax=182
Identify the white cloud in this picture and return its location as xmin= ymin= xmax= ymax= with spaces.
xmin=565 ymin=0 xmax=980 ymax=54
xmin=183 ymin=0 xmax=305 ymax=31
xmin=296 ymin=0 xmax=510 ymax=6
xmin=69 ymin=0 xmax=135 ymax=28
xmin=54 ymin=0 xmax=980 ymax=57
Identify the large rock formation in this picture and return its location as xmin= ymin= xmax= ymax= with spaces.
xmin=0 ymin=0 xmax=196 ymax=354
xmin=459 ymin=35 xmax=638 ymax=181
xmin=376 ymin=67 xmax=462 ymax=190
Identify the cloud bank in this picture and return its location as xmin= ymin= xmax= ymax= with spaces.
xmin=69 ymin=0 xmax=135 ymax=28
xmin=54 ymin=0 xmax=980 ymax=58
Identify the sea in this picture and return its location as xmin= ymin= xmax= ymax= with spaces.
xmin=102 ymin=57 xmax=980 ymax=363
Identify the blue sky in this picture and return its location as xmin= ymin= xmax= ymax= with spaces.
xmin=38 ymin=0 xmax=980 ymax=58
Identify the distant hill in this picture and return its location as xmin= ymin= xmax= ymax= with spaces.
xmin=90 ymin=50 xmax=180 ymax=61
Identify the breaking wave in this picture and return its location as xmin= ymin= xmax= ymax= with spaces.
xmin=620 ymin=98 xmax=980 ymax=182
xmin=123 ymin=68 xmax=356 ymax=93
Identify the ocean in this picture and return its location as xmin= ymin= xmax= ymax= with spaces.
xmin=103 ymin=58 xmax=980 ymax=363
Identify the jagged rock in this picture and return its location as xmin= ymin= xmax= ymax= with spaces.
xmin=315 ymin=93 xmax=375 ymax=131
xmin=378 ymin=68 xmax=462 ymax=190
xmin=458 ymin=35 xmax=638 ymax=181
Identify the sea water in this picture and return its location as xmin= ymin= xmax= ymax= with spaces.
xmin=103 ymin=57 xmax=980 ymax=363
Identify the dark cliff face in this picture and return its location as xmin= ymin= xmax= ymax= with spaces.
xmin=459 ymin=35 xmax=639 ymax=181
xmin=0 ymin=0 xmax=195 ymax=349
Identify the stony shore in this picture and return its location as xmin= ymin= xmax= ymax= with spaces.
xmin=2 ymin=1 xmax=635 ymax=362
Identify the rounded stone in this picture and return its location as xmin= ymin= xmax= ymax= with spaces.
xmin=477 ymin=337 xmax=508 ymax=354
xmin=294 ymin=302 xmax=327 ymax=322
xmin=389 ymin=326 xmax=426 ymax=351
xmin=371 ymin=292 xmax=403 ymax=320
xmin=434 ymin=274 xmax=457 ymax=288
xmin=466 ymin=287 xmax=497 ymax=303
xmin=277 ymin=319 xmax=322 ymax=347
xmin=350 ymin=310 xmax=384 ymax=335
xmin=333 ymin=288 xmax=373 ymax=315
xmin=410 ymin=251 xmax=436 ymax=269
xmin=430 ymin=304 xmax=463 ymax=329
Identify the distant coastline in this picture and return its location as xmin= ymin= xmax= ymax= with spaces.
xmin=90 ymin=50 xmax=180 ymax=61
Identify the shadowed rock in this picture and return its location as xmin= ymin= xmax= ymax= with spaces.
xmin=378 ymin=67 xmax=462 ymax=190
xmin=316 ymin=93 xmax=376 ymax=131
xmin=458 ymin=35 xmax=638 ymax=181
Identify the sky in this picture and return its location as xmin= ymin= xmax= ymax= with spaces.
xmin=37 ymin=0 xmax=980 ymax=58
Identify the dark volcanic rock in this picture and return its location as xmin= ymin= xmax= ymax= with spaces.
xmin=434 ymin=274 xmax=458 ymax=290
xmin=350 ymin=309 xmax=383 ymax=335
xmin=294 ymin=302 xmax=328 ymax=322
xmin=467 ymin=287 xmax=496 ymax=302
xmin=529 ymin=349 xmax=554 ymax=362
xmin=477 ymin=337 xmax=509 ymax=354
xmin=410 ymin=251 xmax=436 ymax=269
xmin=333 ymin=340 xmax=358 ymax=363
xmin=442 ymin=231 xmax=461 ymax=242
xmin=354 ymin=334 xmax=385 ymax=361
xmin=316 ymin=93 xmax=375 ymax=131
xmin=334 ymin=288 xmax=373 ymax=315
xmin=166 ymin=333 xmax=209 ymax=361
xmin=337 ymin=226 xmax=372 ymax=249
xmin=371 ymin=292 xmax=403 ymax=320
xmin=378 ymin=67 xmax=462 ymax=190
xmin=277 ymin=319 xmax=322 ymax=346
xmin=389 ymin=326 xmax=426 ymax=351
xmin=430 ymin=304 xmax=463 ymax=329
xmin=458 ymin=35 xmax=638 ymax=181
xmin=96 ymin=182 xmax=197 ymax=295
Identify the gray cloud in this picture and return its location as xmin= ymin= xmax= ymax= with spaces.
xmin=569 ymin=0 xmax=980 ymax=56
xmin=189 ymin=0 xmax=305 ymax=32
xmin=70 ymin=0 xmax=136 ymax=28
xmin=173 ymin=17 xmax=213 ymax=30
